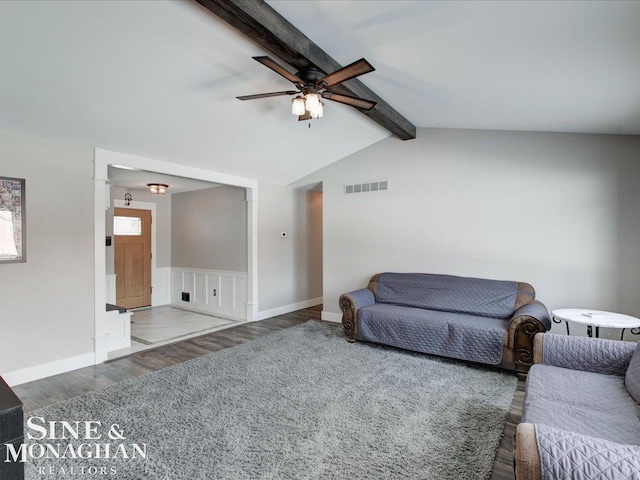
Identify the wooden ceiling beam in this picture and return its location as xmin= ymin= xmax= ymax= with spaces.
xmin=195 ymin=0 xmax=416 ymax=140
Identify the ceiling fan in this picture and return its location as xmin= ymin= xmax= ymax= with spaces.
xmin=237 ymin=56 xmax=377 ymax=122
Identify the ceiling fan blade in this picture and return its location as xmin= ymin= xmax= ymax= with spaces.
xmin=322 ymin=92 xmax=377 ymax=111
xmin=236 ymin=90 xmax=298 ymax=101
xmin=253 ymin=56 xmax=301 ymax=84
xmin=298 ymin=111 xmax=312 ymax=121
xmin=319 ymin=58 xmax=375 ymax=88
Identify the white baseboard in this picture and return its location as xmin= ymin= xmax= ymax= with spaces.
xmin=2 ymin=352 xmax=96 ymax=387
xmin=257 ymin=297 xmax=323 ymax=321
xmin=322 ymin=311 xmax=342 ymax=323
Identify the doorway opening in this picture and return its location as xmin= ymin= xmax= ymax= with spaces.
xmin=106 ymin=166 xmax=249 ymax=359
xmin=95 ymin=150 xmax=258 ymax=364
xmin=114 ymin=207 xmax=152 ymax=309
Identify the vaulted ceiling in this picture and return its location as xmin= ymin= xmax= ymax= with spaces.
xmin=0 ymin=1 xmax=638 ymax=186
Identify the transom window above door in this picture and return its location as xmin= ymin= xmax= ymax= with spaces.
xmin=114 ymin=216 xmax=142 ymax=236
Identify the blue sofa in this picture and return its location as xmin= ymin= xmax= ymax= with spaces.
xmin=339 ymin=272 xmax=550 ymax=376
xmin=515 ymin=333 xmax=640 ymax=479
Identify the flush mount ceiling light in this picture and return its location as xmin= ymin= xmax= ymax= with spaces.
xmin=147 ymin=183 xmax=169 ymax=195
xmin=237 ymin=57 xmax=377 ymax=123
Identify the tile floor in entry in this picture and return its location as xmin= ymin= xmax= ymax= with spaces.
xmin=108 ymin=306 xmax=241 ymax=360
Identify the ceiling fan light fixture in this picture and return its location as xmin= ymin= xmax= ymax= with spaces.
xmin=147 ymin=183 xmax=169 ymax=195
xmin=240 ymin=56 xmax=377 ymax=124
xmin=310 ymin=100 xmax=324 ymax=119
xmin=291 ymin=96 xmax=306 ymax=116
xmin=304 ymin=92 xmax=320 ymax=113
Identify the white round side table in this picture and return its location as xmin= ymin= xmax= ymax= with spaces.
xmin=552 ymin=308 xmax=640 ymax=340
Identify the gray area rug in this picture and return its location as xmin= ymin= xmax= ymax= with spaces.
xmin=25 ymin=320 xmax=516 ymax=479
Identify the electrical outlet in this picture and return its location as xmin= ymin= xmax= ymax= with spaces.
xmin=181 ymin=292 xmax=190 ymax=302
xmin=280 ymin=232 xmax=288 ymax=238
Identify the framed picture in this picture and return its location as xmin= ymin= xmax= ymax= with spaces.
xmin=0 ymin=177 xmax=26 ymax=263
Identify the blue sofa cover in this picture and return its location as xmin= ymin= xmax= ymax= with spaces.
xmin=515 ymin=333 xmax=640 ymax=479
xmin=339 ymin=272 xmax=550 ymax=375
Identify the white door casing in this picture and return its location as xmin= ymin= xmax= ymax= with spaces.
xmin=94 ymin=148 xmax=259 ymax=364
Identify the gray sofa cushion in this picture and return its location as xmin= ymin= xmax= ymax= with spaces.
xmin=356 ymin=303 xmax=508 ymax=364
xmin=375 ymin=273 xmax=518 ymax=319
xmin=523 ymin=364 xmax=640 ymax=445
xmin=543 ymin=334 xmax=635 ymax=375
xmin=625 ymin=342 xmax=640 ymax=404
xmin=535 ymin=424 xmax=640 ymax=480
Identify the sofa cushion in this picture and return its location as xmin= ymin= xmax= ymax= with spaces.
xmin=624 ymin=342 xmax=640 ymax=404
xmin=523 ymin=364 xmax=640 ymax=445
xmin=375 ymin=273 xmax=518 ymax=319
xmin=356 ymin=303 xmax=508 ymax=364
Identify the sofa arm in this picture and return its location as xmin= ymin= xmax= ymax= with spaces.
xmin=515 ymin=423 xmax=541 ymax=480
xmin=508 ymin=301 xmax=551 ymax=378
xmin=512 ymin=301 xmax=551 ymax=330
xmin=529 ymin=424 xmax=640 ymax=479
xmin=339 ymin=288 xmax=375 ymax=341
xmin=535 ymin=332 xmax=635 ymax=375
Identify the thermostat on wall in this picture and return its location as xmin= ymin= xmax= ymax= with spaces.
xmin=280 ymin=232 xmax=288 ymax=238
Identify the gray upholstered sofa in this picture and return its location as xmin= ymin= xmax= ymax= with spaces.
xmin=339 ymin=273 xmax=550 ymax=377
xmin=515 ymin=333 xmax=640 ymax=479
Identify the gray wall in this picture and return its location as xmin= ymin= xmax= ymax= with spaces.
xmin=171 ymin=186 xmax=247 ymax=271
xmin=293 ymin=128 xmax=640 ymax=338
xmin=0 ymin=130 xmax=95 ymax=373
xmin=0 ymin=131 xmax=321 ymax=378
xmin=111 ymin=186 xmax=172 ymax=268
xmin=258 ymin=183 xmax=323 ymax=312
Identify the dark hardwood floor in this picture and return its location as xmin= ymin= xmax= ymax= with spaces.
xmin=490 ymin=379 xmax=524 ymax=480
xmin=12 ymin=304 xmax=521 ymax=480
xmin=13 ymin=306 xmax=318 ymax=412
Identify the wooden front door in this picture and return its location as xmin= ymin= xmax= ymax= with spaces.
xmin=114 ymin=208 xmax=151 ymax=309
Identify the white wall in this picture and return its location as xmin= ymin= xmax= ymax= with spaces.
xmin=293 ymin=128 xmax=640 ymax=337
xmin=0 ymin=130 xmax=95 ymax=375
xmin=258 ymin=183 xmax=323 ymax=314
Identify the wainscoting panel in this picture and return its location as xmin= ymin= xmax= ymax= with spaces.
xmin=220 ymin=276 xmax=234 ymax=310
xmin=171 ymin=268 xmax=247 ymax=320
xmin=152 ymin=267 xmax=171 ymax=306
xmin=183 ymin=274 xmax=194 ymax=300
xmin=234 ymin=280 xmax=247 ymax=312
xmin=194 ymin=273 xmax=207 ymax=307
xmin=207 ymin=274 xmax=220 ymax=307
xmin=172 ymin=271 xmax=183 ymax=300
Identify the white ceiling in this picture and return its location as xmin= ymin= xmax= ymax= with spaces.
xmin=0 ymin=1 xmax=638 ymax=187
xmin=0 ymin=0 xmax=388 ymax=186
xmin=109 ymin=167 xmax=219 ymax=195
xmin=270 ymin=0 xmax=640 ymax=136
